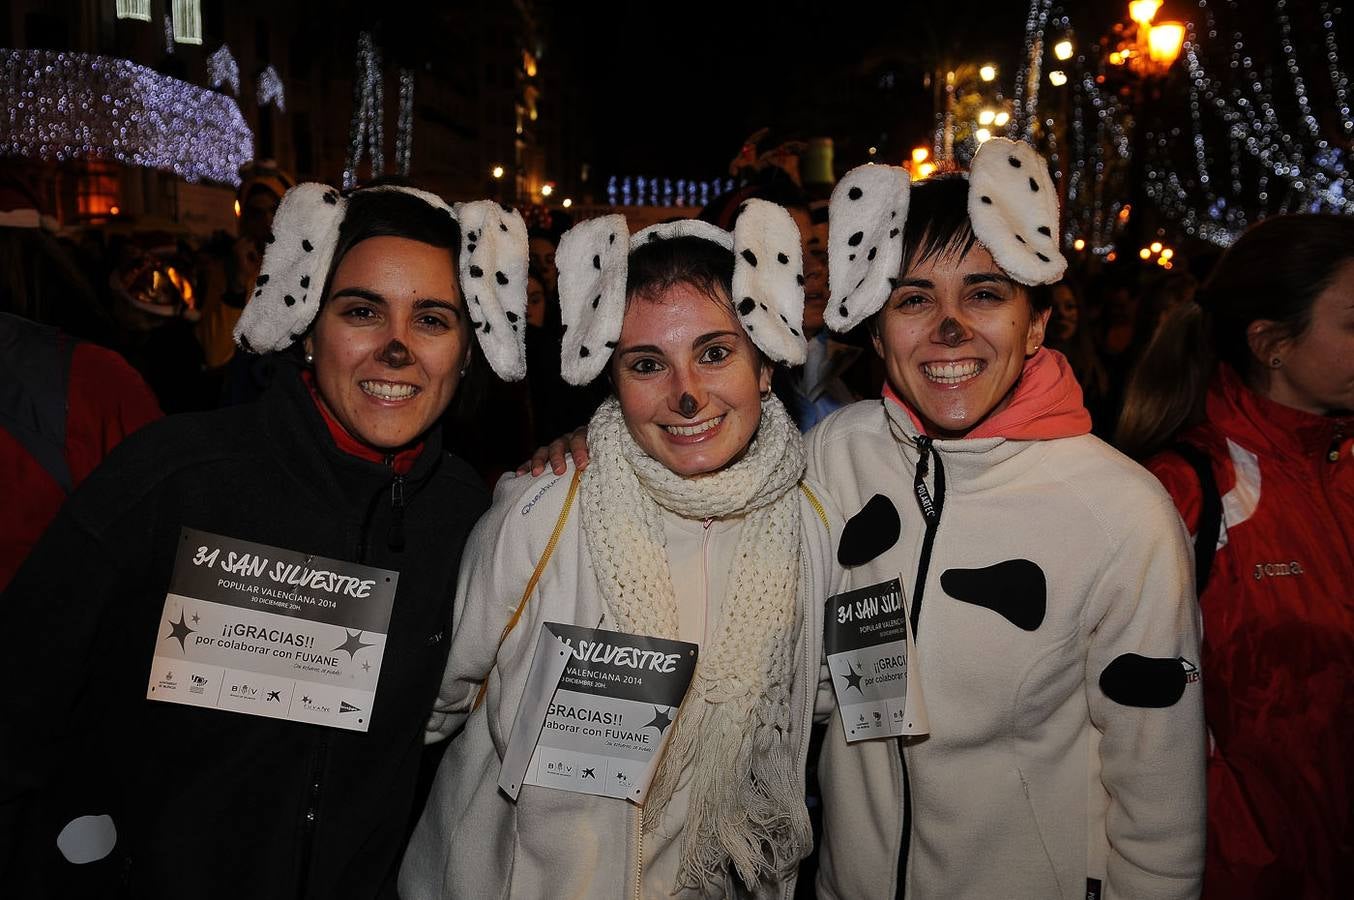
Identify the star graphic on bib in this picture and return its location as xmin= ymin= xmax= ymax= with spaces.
xmin=645 ymin=707 xmax=674 ymax=734
xmin=164 ymin=609 xmax=196 ymax=651
xmin=838 ymin=662 xmax=865 ymax=694
xmin=191 ymin=612 xmax=200 ymax=625
xmin=332 ymin=629 xmax=374 ymax=660
xmin=362 ymin=660 xmax=371 ymax=672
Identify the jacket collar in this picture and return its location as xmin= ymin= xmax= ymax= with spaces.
xmin=1208 ymin=364 xmax=1353 ymax=463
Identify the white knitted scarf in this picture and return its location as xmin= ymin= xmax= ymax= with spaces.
xmin=579 ymin=394 xmax=811 ymax=892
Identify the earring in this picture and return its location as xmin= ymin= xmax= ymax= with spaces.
xmin=1270 ymin=356 xmax=1283 ymax=368
xmin=304 ymin=352 xmax=314 ymax=366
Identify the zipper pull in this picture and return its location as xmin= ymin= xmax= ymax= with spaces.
xmin=912 ymin=436 xmax=939 ymax=525
xmin=388 ymin=474 xmax=406 ymax=552
xmin=702 ymin=516 xmax=714 ymax=530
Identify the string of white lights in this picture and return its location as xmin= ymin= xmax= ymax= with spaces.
xmin=343 ymin=32 xmax=385 ymax=190
xmin=1320 ymin=3 xmax=1353 ymax=134
xmin=207 ymin=44 xmax=239 ymax=95
xmin=396 ymin=68 xmax=414 ymax=176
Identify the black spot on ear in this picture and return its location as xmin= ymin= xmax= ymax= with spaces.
xmin=254 ymin=288 xmax=262 ymax=298
xmin=323 ymin=192 xmax=339 ymax=205
xmin=838 ymin=303 xmax=849 ymax=318
xmin=495 ymin=271 xmax=509 ymax=285
xmin=579 ymin=346 xmax=590 ymax=357
xmin=609 ymin=233 xmax=617 ymax=244
xmin=738 ymin=297 xmax=756 ymax=316
xmin=302 ymin=240 xmax=313 ymax=252
xmin=848 ymin=186 xmax=863 ymax=200
xmin=980 ymin=196 xmax=993 ymax=205
xmin=301 ymin=294 xmax=307 ymax=304
xmin=1029 ymin=177 xmax=1039 ymax=192
xmin=855 ymin=277 xmax=866 ymax=290
xmin=780 ymin=313 xmax=788 ymax=323
xmin=777 ymin=252 xmax=789 ymax=265
xmin=299 ymin=275 xmax=310 ymax=288
xmin=284 ymin=294 xmax=296 ymax=307
xmin=467 ymin=243 xmax=476 ymax=254
xmin=592 ymin=254 xmax=601 ymax=269
xmin=1099 ymin=654 xmax=1190 ymax=708
xmin=940 ymin=560 xmax=1046 ymax=631
xmin=889 ymin=227 xmax=900 ymax=238
xmin=499 ymin=222 xmax=509 ymax=233
xmin=256 ymin=274 xmax=270 ymax=285
xmin=238 ymin=334 xmax=254 ymax=353
xmin=847 ymin=231 xmax=864 ymax=247
xmin=500 ymin=202 xmax=513 ymax=213
xmin=790 ymin=327 xmax=800 ymax=336
xmin=483 ymin=323 xmax=491 ymax=334
xmin=560 ymin=323 xmax=567 ymax=334
xmin=591 ymin=294 xmax=601 ymax=309
xmin=838 ymin=495 xmax=902 ymax=567
xmin=796 ymin=274 xmax=805 ymax=285
xmin=471 ymin=320 xmax=483 ymax=330
xmin=891 ymin=210 xmax=898 ymax=219
xmin=604 ymin=340 xmax=618 ymax=348
xmin=647 ymin=233 xmax=660 ymax=243
xmin=867 ymin=246 xmax=877 ymax=261
xmin=1037 ymin=226 xmax=1052 ymax=237
xmin=266 ymin=233 xmax=276 ymax=244
xmin=511 ymin=324 xmax=518 ymax=332
xmin=1036 ymin=252 xmax=1051 ymax=263
xmin=1008 ymin=155 xmax=1022 ymax=168
xmin=469 ymin=265 xmax=484 ymax=278
xmin=1015 ymin=234 xmax=1027 ymax=244
xmin=505 ymin=311 xmax=519 ymax=323
xmin=468 ymin=230 xmax=479 ymax=242
xmin=741 ymin=249 xmax=758 ymax=267
xmin=759 ymin=302 xmax=768 ymax=311
xmin=848 ymin=253 xmax=856 ymax=262
xmin=472 ymin=295 xmax=480 ymax=305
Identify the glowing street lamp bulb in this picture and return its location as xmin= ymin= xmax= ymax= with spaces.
xmin=868 ymin=146 xmax=877 ymax=156
xmin=1109 ymin=51 xmax=1125 ymax=66
xmin=562 ymin=198 xmax=573 ymax=208
xmin=978 ymin=109 xmax=996 ymax=126
xmin=1054 ymin=40 xmax=1074 ymax=61
xmin=979 ymin=64 xmax=997 ymax=82
xmin=1048 ymin=70 xmax=1068 ymax=87
xmin=1150 ymin=241 xmax=1163 ymax=253
xmin=912 ymin=147 xmax=929 ymax=164
xmin=1073 ymin=238 xmax=1086 ymax=251
xmin=540 ymin=183 xmax=554 ymax=197
xmin=916 ymin=161 xmax=936 ymax=179
xmin=1129 ymin=0 xmax=1162 ymax=26
xmin=1160 ymin=247 xmax=1174 ymax=260
xmin=1148 ymin=22 xmax=1185 ymax=66
xmin=993 ymin=111 xmax=1010 ymax=127
xmin=491 ymin=165 xmax=505 ymax=179
xmin=1139 ymin=247 xmax=1153 ymax=260
xmin=974 ymin=128 xmax=992 ymax=144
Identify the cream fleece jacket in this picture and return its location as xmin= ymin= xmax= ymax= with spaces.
xmin=808 ymin=398 xmax=1206 ymax=900
xmin=399 ymin=463 xmax=842 ymax=900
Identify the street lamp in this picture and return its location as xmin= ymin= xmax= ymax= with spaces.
xmin=491 ymin=165 xmax=505 ymax=180
xmin=1147 ymin=23 xmax=1185 ymax=66
xmin=979 ymin=64 xmax=997 ymax=82
xmin=1048 ymin=70 xmax=1068 ymax=87
xmin=978 ymin=109 xmax=996 ymax=125
xmin=541 ymin=183 xmax=554 ymax=198
xmin=974 ymin=128 xmax=992 ymax=144
xmin=1054 ymin=39 xmax=1074 ymax=61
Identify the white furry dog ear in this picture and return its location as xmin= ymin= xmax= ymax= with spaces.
xmin=967 ymin=137 xmax=1066 ymax=285
xmin=826 ymin=165 xmax=910 ymax=332
xmin=455 ymin=199 xmax=530 ymax=382
xmin=730 ymin=199 xmax=807 ymax=365
xmin=556 ymin=214 xmax=630 ymax=385
xmin=234 ymin=183 xmax=346 ymax=354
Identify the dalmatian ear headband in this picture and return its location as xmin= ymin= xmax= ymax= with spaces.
xmin=826 ymin=137 xmax=1067 ymax=332
xmin=233 ymin=183 xmax=530 ymax=381
xmin=554 ymin=199 xmax=807 ymax=385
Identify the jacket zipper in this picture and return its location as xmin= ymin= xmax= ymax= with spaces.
xmin=897 ymin=435 xmax=947 ymax=898
xmin=633 ymin=804 xmax=645 ymax=900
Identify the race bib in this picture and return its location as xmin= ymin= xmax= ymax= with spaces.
xmin=499 ymin=622 xmax=698 ymax=804
xmin=826 ymin=576 xmax=929 ymax=742
xmin=145 ymin=528 xmax=397 ymax=732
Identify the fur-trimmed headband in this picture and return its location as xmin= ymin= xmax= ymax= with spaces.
xmin=554 ymin=200 xmax=807 ymax=385
xmin=233 ymin=183 xmax=530 ymax=381
xmin=826 ymin=137 xmax=1067 ymax=333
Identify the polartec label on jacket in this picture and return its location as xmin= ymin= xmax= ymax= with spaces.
xmin=825 ymin=576 xmax=929 ymax=742
xmin=499 ymin=622 xmax=697 ymax=804
xmin=145 ymin=527 xmax=398 ymax=732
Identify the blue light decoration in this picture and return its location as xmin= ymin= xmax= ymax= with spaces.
xmin=343 ymin=31 xmax=384 ymax=190
xmin=603 ymin=177 xmax=736 ymax=208
xmin=207 ymin=44 xmax=239 ymax=95
xmin=257 ymin=65 xmax=285 ymax=113
xmin=0 ymin=48 xmax=254 ymax=186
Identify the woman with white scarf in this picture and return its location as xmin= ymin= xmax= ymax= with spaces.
xmin=400 ymin=203 xmax=841 ymax=899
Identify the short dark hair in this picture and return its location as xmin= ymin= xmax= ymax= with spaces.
xmin=321 ymin=187 xmax=462 ymax=304
xmin=900 ymin=175 xmax=1050 ymax=311
xmin=625 ymin=234 xmax=734 ymax=308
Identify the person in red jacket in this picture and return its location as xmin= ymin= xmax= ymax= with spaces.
xmin=1117 ymin=213 xmax=1354 ymax=899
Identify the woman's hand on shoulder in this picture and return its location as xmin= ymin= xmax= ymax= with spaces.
xmin=516 ymin=426 xmax=591 ymax=477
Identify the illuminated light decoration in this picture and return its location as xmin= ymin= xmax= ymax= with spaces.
xmin=974 ymin=128 xmax=992 ymax=144
xmin=343 ymin=31 xmax=384 ymax=190
xmin=110 ymin=205 xmax=120 ymax=215
xmin=1010 ymin=0 xmax=1054 ymax=140
xmin=1150 ymin=241 xmax=1163 ymax=254
xmin=1160 ymin=247 xmax=1174 ymax=259
xmin=868 ymin=146 xmax=877 ymax=156
xmin=116 ymin=0 xmax=152 ymax=21
xmin=172 ymin=0 xmax=203 ymax=46
xmin=234 ymin=199 xmax=241 ymax=216
xmin=916 ymin=161 xmax=936 ymax=179
xmin=540 ymin=183 xmax=554 ymax=197
xmin=395 ymin=68 xmax=414 ymax=176
xmin=0 ymin=49 xmax=253 ymax=185
xmin=1129 ymin=0 xmax=1162 ymax=26
xmin=978 ymin=109 xmax=996 ymax=126
xmin=912 ymin=147 xmax=929 ymax=164
xmin=1048 ymin=70 xmax=1067 ymax=87
xmin=980 ymin=65 xmax=997 ymax=82
xmin=1073 ymin=238 xmax=1086 ymax=250
xmin=1147 ymin=23 xmax=1185 ymax=66
xmin=163 ymin=15 xmax=175 ymax=54
xmin=492 ymin=165 xmax=505 ymax=179
xmin=606 ymin=176 xmax=732 ymax=207
xmin=208 ymin=44 xmax=239 ymax=95
xmin=561 ymin=198 xmax=572 ymax=208
xmin=1054 ymin=40 xmax=1074 ymax=62
xmin=257 ymin=65 xmax=284 ymax=113
xmin=1321 ymin=2 xmax=1353 ymax=135
xmin=993 ymin=110 xmax=1010 ymax=127
xmin=1139 ymin=247 xmax=1152 ymax=260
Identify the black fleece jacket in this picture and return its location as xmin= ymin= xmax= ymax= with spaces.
xmin=0 ymin=364 xmax=489 ymax=899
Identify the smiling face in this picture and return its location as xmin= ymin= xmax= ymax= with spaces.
xmin=611 ymin=282 xmax=771 ymax=477
xmin=873 ymin=241 xmax=1049 ymax=438
xmin=305 ymin=235 xmax=470 ymax=452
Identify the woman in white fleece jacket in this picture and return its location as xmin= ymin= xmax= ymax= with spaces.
xmin=808 ymin=144 xmax=1206 ymax=900
xmin=401 ymin=211 xmax=842 ymax=899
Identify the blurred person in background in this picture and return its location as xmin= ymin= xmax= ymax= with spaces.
xmin=1045 ymin=278 xmax=1111 ymax=432
xmin=1117 ymin=213 xmax=1354 ymax=899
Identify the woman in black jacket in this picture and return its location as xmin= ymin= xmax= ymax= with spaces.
xmin=0 ymin=183 xmax=530 ymax=899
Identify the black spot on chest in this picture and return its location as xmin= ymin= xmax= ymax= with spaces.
xmin=838 ymin=495 xmax=901 ymax=567
xmin=940 ymin=559 xmax=1046 ymax=630
xmin=1099 ymin=654 xmax=1190 ymax=708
